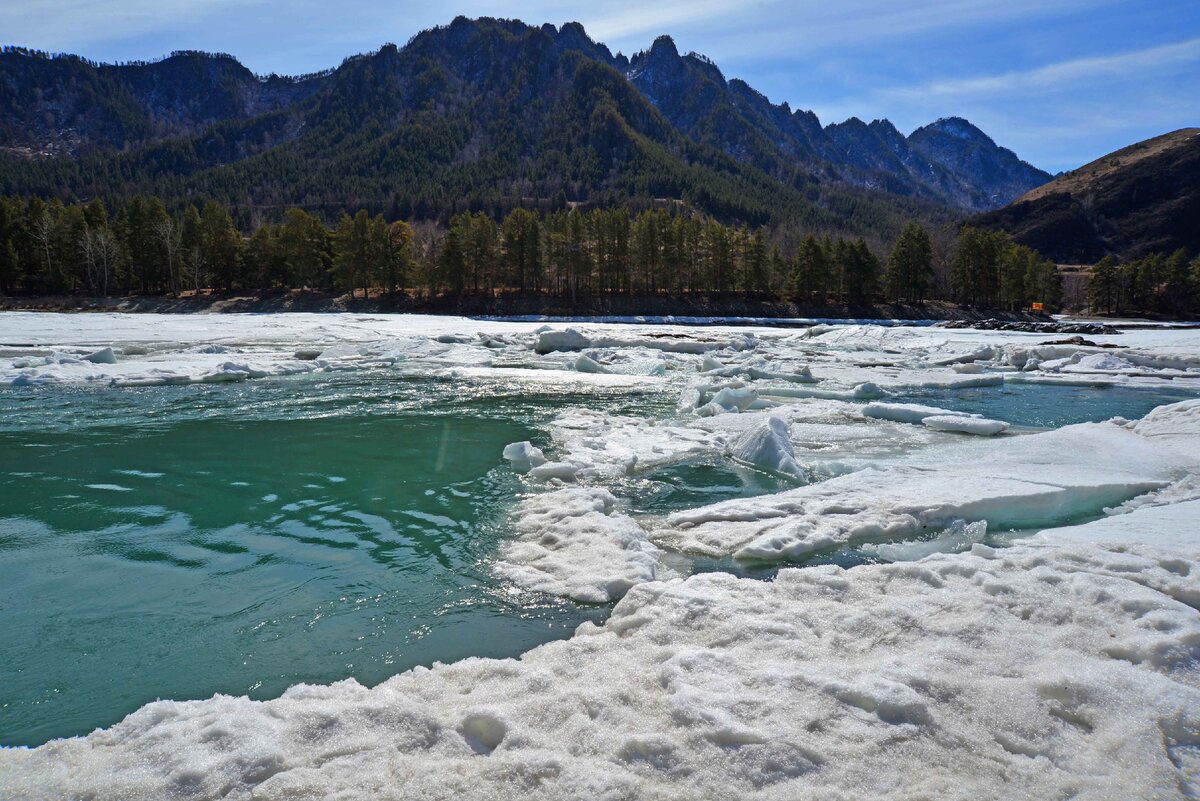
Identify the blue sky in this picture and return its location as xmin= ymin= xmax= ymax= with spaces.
xmin=3 ymin=0 xmax=1197 ymax=173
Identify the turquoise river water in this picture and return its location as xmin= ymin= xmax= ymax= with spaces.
xmin=0 ymin=372 xmax=1194 ymax=746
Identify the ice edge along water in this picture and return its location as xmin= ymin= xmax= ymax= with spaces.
xmin=1 ymin=312 xmax=1199 ymax=801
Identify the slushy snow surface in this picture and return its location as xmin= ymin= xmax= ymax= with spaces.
xmin=2 ymin=312 xmax=1199 ymax=801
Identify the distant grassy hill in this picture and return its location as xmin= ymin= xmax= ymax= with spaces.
xmin=971 ymin=128 xmax=1200 ymax=262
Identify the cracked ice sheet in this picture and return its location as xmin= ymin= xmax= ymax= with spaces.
xmin=538 ymin=400 xmax=960 ymax=484
xmin=545 ymin=409 xmax=725 ymax=477
xmin=652 ymin=403 xmax=1200 ymax=561
xmin=791 ymin=323 xmax=1200 ymax=385
xmin=0 ymin=313 xmax=786 ymax=388
xmin=441 ymin=366 xmax=661 ymax=388
xmin=4 ymin=500 xmax=1197 ymax=801
xmin=693 ymin=401 xmax=954 ymax=477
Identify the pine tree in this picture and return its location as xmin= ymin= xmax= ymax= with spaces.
xmin=884 ymin=223 xmax=933 ymax=302
xmin=200 ymin=201 xmax=241 ymax=291
xmin=382 ymin=219 xmax=414 ymax=295
xmin=1088 ymin=255 xmax=1118 ymax=314
xmin=332 ymin=210 xmax=374 ymax=298
xmin=788 ymin=235 xmax=827 ymax=302
xmin=1163 ymin=247 xmax=1193 ymax=315
xmin=277 ymin=208 xmax=328 ymax=290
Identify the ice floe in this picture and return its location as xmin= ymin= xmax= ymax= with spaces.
xmin=653 ymin=409 xmax=1199 ymax=561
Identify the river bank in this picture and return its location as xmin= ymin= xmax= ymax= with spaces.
xmin=0 ymin=290 xmax=1056 ymax=323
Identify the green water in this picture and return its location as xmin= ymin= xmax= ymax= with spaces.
xmin=0 ymin=374 xmax=674 ymax=747
xmin=889 ymin=381 xmax=1200 ymax=428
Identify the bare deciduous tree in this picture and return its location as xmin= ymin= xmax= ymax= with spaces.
xmin=153 ymin=217 xmax=181 ymax=297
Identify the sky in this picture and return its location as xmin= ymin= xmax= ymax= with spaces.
xmin=2 ymin=0 xmax=1197 ymax=173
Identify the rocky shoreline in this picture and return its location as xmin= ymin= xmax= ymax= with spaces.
xmin=937 ymin=318 xmax=1120 ymax=335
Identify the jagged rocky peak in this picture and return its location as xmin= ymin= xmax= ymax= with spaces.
xmin=911 ymin=116 xmax=995 ymax=146
xmin=554 ymin=20 xmax=612 ymax=60
xmin=869 ymin=118 xmax=903 ymax=137
xmin=649 ymin=35 xmax=679 ymax=59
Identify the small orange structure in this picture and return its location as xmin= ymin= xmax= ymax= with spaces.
xmin=1031 ymin=302 xmax=1045 ymax=311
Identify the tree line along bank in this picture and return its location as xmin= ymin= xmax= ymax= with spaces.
xmin=6 ymin=193 xmax=1178 ymax=313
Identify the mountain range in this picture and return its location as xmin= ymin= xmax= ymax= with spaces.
xmin=0 ymin=17 xmax=1050 ymax=232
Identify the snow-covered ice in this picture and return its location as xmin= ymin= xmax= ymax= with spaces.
xmin=495 ymin=488 xmax=677 ymax=603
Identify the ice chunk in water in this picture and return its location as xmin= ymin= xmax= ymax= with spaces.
xmin=574 ymin=354 xmax=612 ymax=374
xmin=696 ymin=386 xmax=758 ymax=416
xmin=535 ymin=328 xmax=590 ymax=353
xmin=496 ymin=487 xmax=675 ymax=601
xmin=922 ymin=415 xmax=1009 ymax=436
xmin=82 ymin=347 xmax=117 ymax=364
xmin=503 ymin=441 xmax=547 ymax=470
xmin=728 ymin=417 xmax=802 ymax=477
xmin=865 ymin=519 xmax=989 ymax=562
xmin=863 ymin=402 xmax=976 ymax=425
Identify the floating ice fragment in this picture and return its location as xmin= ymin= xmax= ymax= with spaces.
xmin=862 ymin=402 xmax=976 ymax=425
xmin=865 ymin=519 xmax=989 ymax=562
xmin=528 ymin=461 xmax=581 ymax=481
xmin=931 ymin=346 xmax=995 ymax=365
xmin=746 ymin=365 xmax=817 ymax=383
xmin=82 ymin=347 xmax=117 ymax=364
xmin=728 ymin=417 xmax=803 ymax=476
xmin=757 ymin=382 xmax=885 ymax=402
xmin=496 ymin=487 xmax=674 ymax=601
xmin=922 ymin=415 xmax=1009 ymax=436
xmin=573 ymin=354 xmax=612 ymax=374
xmin=695 ymin=386 xmax=758 ymax=416
xmin=535 ymin=328 xmax=590 ymax=354
xmin=502 ymin=441 xmax=547 ymax=470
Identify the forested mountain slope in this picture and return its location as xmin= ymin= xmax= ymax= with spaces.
xmin=0 ymin=17 xmax=1049 ymax=232
xmin=972 ymin=128 xmax=1200 ymax=262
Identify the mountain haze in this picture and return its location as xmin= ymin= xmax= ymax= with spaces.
xmin=0 ymin=17 xmax=1050 ymax=231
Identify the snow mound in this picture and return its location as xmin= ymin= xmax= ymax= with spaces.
xmin=495 ymin=488 xmax=675 ymax=602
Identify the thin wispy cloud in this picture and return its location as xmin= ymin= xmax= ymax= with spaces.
xmin=1 ymin=0 xmax=241 ymax=51
xmin=917 ymin=36 xmax=1200 ymax=97
xmin=656 ymin=0 xmax=1107 ymax=64
xmin=581 ymin=0 xmax=751 ymax=43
